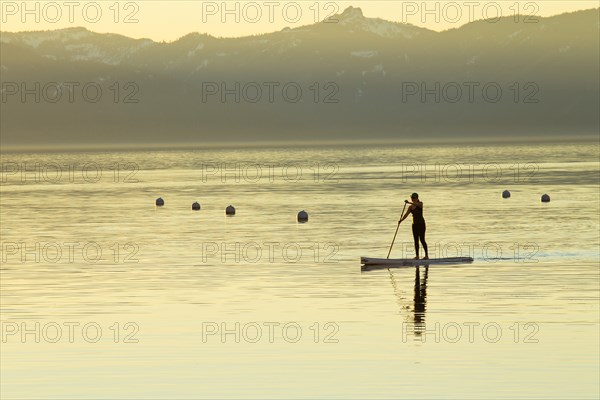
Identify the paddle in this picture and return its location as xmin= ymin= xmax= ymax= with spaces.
xmin=386 ymin=201 xmax=408 ymax=259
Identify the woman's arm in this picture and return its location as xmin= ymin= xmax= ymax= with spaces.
xmin=399 ymin=205 xmax=414 ymax=223
xmin=405 ymin=200 xmax=423 ymax=208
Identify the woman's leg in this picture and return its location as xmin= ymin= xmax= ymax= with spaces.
xmin=412 ymin=224 xmax=420 ymax=258
xmin=419 ymin=224 xmax=428 ymax=258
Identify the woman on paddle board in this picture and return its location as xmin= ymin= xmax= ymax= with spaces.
xmin=399 ymin=193 xmax=429 ymax=260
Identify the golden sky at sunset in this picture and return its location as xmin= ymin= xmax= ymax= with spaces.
xmin=1 ymin=1 xmax=597 ymax=41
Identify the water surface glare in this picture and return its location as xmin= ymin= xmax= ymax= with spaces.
xmin=1 ymin=142 xmax=599 ymax=399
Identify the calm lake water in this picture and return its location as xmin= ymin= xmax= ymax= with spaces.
xmin=1 ymin=141 xmax=599 ymax=399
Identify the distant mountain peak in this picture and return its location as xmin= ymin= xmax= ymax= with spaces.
xmin=338 ymin=6 xmax=365 ymax=24
xmin=60 ymin=26 xmax=90 ymax=33
xmin=328 ymin=6 xmax=427 ymax=39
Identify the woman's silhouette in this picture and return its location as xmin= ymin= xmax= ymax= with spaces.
xmin=400 ymin=193 xmax=429 ymax=260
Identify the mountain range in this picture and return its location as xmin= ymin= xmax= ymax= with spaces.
xmin=1 ymin=7 xmax=598 ymax=147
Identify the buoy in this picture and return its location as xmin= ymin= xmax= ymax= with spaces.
xmin=297 ymin=210 xmax=308 ymax=222
xmin=192 ymin=202 xmax=201 ymax=211
xmin=226 ymin=205 xmax=235 ymax=215
xmin=541 ymin=194 xmax=550 ymax=203
xmin=156 ymin=197 xmax=164 ymax=206
xmin=502 ymin=190 xmax=511 ymax=199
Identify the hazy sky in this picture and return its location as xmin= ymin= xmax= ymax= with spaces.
xmin=1 ymin=1 xmax=597 ymax=41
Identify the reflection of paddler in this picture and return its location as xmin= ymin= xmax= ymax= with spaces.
xmin=413 ymin=266 xmax=428 ymax=328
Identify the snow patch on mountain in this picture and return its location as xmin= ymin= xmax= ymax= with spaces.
xmin=130 ymin=40 xmax=154 ymax=53
xmin=194 ymin=60 xmax=209 ymax=70
xmin=372 ymin=64 xmax=386 ymax=76
xmin=466 ymin=56 xmax=478 ymax=65
xmin=20 ymin=35 xmax=49 ymax=49
xmin=2 ymin=28 xmax=94 ymax=48
xmin=508 ymin=30 xmax=523 ymax=39
xmin=66 ymin=43 xmax=122 ymax=65
xmin=188 ymin=43 xmax=205 ymax=57
xmin=2 ymin=29 xmax=154 ymax=65
xmin=559 ymin=45 xmax=571 ymax=53
xmin=355 ymin=87 xmax=364 ymax=103
xmin=364 ymin=18 xmax=420 ymax=39
xmin=352 ymin=51 xmax=378 ymax=58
